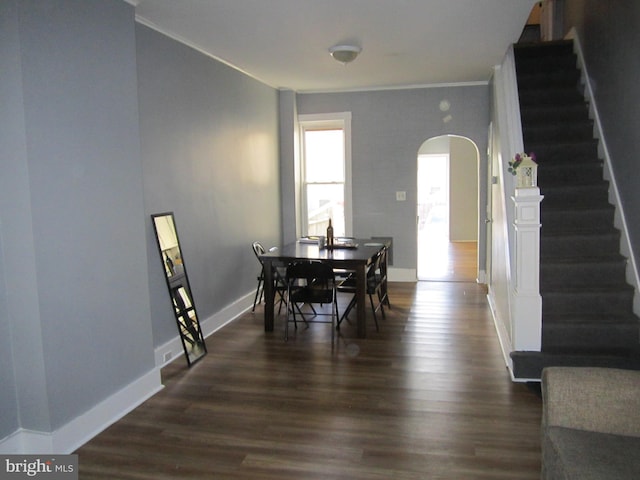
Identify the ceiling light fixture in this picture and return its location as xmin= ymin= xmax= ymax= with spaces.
xmin=329 ymin=45 xmax=362 ymax=64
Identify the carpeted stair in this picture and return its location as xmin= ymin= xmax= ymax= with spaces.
xmin=509 ymin=40 xmax=640 ymax=379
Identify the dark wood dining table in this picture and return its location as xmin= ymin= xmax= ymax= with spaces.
xmin=260 ymin=240 xmax=386 ymax=338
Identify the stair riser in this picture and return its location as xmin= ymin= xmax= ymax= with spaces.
xmin=538 ymin=165 xmax=603 ymax=186
xmin=541 ymin=209 xmax=615 ymax=233
xmin=525 ymin=142 xmax=599 ymax=163
xmin=515 ymin=56 xmax=578 ymax=74
xmin=541 ymin=262 xmax=627 ymax=288
xmin=517 ymin=69 xmax=580 ymax=88
xmin=519 ymin=90 xmax=584 ymax=107
xmin=542 ymin=325 xmax=640 ymax=350
xmin=541 ymin=234 xmax=621 ymax=259
xmin=524 ymin=123 xmax=594 ymax=143
xmin=543 ymin=291 xmax=634 ymax=315
xmin=521 ymin=105 xmax=588 ymax=124
xmin=540 ymin=187 xmax=609 ymax=208
xmin=511 ymin=351 xmax=640 ymax=380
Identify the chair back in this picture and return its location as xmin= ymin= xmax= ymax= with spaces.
xmin=286 ymin=260 xmax=334 ymax=288
xmin=285 ymin=261 xmax=337 ymax=342
xmin=376 ymin=246 xmax=388 ymax=279
xmin=366 ymin=249 xmax=382 ymax=278
xmin=252 ymin=241 xmax=266 ymax=260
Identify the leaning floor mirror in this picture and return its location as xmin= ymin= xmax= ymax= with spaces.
xmin=151 ymin=212 xmax=207 ymax=366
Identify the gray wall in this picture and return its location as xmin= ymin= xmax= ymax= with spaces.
xmin=0 ymin=0 xmax=154 ymax=436
xmin=136 ymin=25 xmax=281 ymax=347
xmin=449 ymin=137 xmax=479 ymax=242
xmin=279 ymin=90 xmax=300 ymax=245
xmin=563 ymin=0 xmax=640 ymax=263
xmin=0 ymin=0 xmax=22 ymax=439
xmin=296 ymin=86 xmax=489 ymax=271
xmin=1 ymin=0 xmax=281 ymax=447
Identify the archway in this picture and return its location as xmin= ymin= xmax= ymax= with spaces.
xmin=417 ymin=135 xmax=479 ymax=282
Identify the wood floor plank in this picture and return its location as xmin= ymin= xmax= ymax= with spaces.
xmin=76 ymin=280 xmax=542 ymax=479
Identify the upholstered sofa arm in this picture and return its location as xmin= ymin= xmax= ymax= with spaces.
xmin=542 ymin=367 xmax=640 ymax=438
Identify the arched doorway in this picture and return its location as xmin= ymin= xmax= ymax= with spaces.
xmin=417 ymin=135 xmax=479 ymax=282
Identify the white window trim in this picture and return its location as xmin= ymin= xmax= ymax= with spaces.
xmin=298 ymin=112 xmax=353 ymax=237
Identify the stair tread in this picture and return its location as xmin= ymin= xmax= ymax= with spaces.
xmin=538 ymin=181 xmax=610 ymax=188
xmin=541 ymin=203 xmax=614 ymax=212
xmin=541 ymin=284 xmax=635 ymax=294
xmin=525 ymin=138 xmax=599 ymax=148
xmin=514 ymin=39 xmax=574 ymax=51
xmin=541 ymin=229 xmax=620 ymax=238
xmin=541 ymin=230 xmax=619 ymax=238
xmin=543 ymin=313 xmax=639 ymax=324
xmin=539 ymin=348 xmax=640 ymax=357
xmin=540 ymin=255 xmax=626 ymax=264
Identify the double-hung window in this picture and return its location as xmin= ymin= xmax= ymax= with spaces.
xmin=298 ymin=112 xmax=352 ymax=238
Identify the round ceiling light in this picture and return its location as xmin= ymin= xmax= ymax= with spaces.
xmin=329 ymin=45 xmax=362 ymax=64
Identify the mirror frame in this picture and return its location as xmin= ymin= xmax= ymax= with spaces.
xmin=151 ymin=212 xmax=207 ymax=366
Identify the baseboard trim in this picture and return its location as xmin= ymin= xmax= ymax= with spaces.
xmin=1 ymin=292 xmax=287 ymax=455
xmin=154 ymin=291 xmax=254 ymax=368
xmin=388 ymin=268 xmax=417 ymax=282
xmin=0 ymin=368 xmax=162 ymax=454
xmin=487 ymin=286 xmax=514 ymax=374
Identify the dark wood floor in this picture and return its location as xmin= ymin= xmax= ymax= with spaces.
xmin=76 ymin=278 xmax=542 ymax=479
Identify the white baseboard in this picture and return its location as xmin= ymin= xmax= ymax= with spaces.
xmin=487 ymin=286 xmax=513 ymax=374
xmin=0 ymin=368 xmax=162 ymax=454
xmin=200 ymin=291 xmax=253 ymax=339
xmin=154 ymin=291 xmax=254 ymax=368
xmin=477 ymin=269 xmax=487 ymax=284
xmin=388 ymin=267 xmax=417 ymax=282
xmin=388 ymin=268 xmax=485 ymax=284
xmin=0 ymin=430 xmax=51 ymax=455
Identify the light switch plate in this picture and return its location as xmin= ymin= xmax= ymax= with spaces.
xmin=396 ymin=191 xmax=406 ymax=201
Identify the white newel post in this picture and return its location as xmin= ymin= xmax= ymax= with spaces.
xmin=511 ymin=187 xmax=544 ymax=351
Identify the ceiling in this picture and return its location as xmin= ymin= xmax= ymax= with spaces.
xmin=132 ymin=0 xmax=537 ymax=93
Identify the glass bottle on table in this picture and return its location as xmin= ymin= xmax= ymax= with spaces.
xmin=326 ymin=218 xmax=334 ymax=248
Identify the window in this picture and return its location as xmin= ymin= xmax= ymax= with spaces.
xmin=298 ymin=113 xmax=352 ymax=237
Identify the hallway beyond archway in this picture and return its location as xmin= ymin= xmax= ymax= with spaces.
xmin=417 ymin=136 xmax=479 ymax=282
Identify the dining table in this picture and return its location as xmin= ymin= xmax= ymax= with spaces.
xmin=259 ymin=239 xmax=387 ymax=338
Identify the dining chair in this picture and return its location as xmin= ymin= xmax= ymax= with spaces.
xmin=251 ymin=241 xmax=287 ymax=313
xmin=336 ymin=246 xmax=389 ymax=332
xmin=285 ymin=260 xmax=338 ymax=343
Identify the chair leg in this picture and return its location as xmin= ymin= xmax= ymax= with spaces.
xmin=276 ymin=289 xmax=287 ymax=315
xmin=368 ymin=294 xmax=380 ymax=332
xmin=378 ymin=291 xmax=386 ymax=319
xmin=294 ymin=303 xmax=308 ymax=324
xmin=337 ymin=296 xmax=356 ymax=330
xmin=331 ymin=297 xmax=337 ymax=344
xmin=381 ymin=287 xmax=390 ymax=309
xmin=285 ymin=297 xmax=292 ymax=341
xmin=252 ymin=276 xmax=263 ymax=312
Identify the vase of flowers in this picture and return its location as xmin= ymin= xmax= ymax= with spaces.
xmin=509 ymin=152 xmax=537 ymax=188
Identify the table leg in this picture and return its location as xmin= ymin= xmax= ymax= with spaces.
xmin=263 ymin=258 xmax=275 ymax=332
xmin=355 ymin=262 xmax=367 ymax=338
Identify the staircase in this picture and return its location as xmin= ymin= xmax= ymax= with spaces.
xmin=510 ymin=40 xmax=640 ymax=379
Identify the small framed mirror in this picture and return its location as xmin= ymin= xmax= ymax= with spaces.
xmin=151 ymin=212 xmax=207 ymax=366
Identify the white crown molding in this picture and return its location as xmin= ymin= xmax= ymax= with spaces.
xmin=297 ymin=80 xmax=489 ymax=95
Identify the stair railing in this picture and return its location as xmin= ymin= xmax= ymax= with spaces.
xmin=490 ymin=45 xmax=543 ymax=375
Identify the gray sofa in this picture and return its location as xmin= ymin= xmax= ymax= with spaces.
xmin=541 ymin=367 xmax=640 ymax=479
